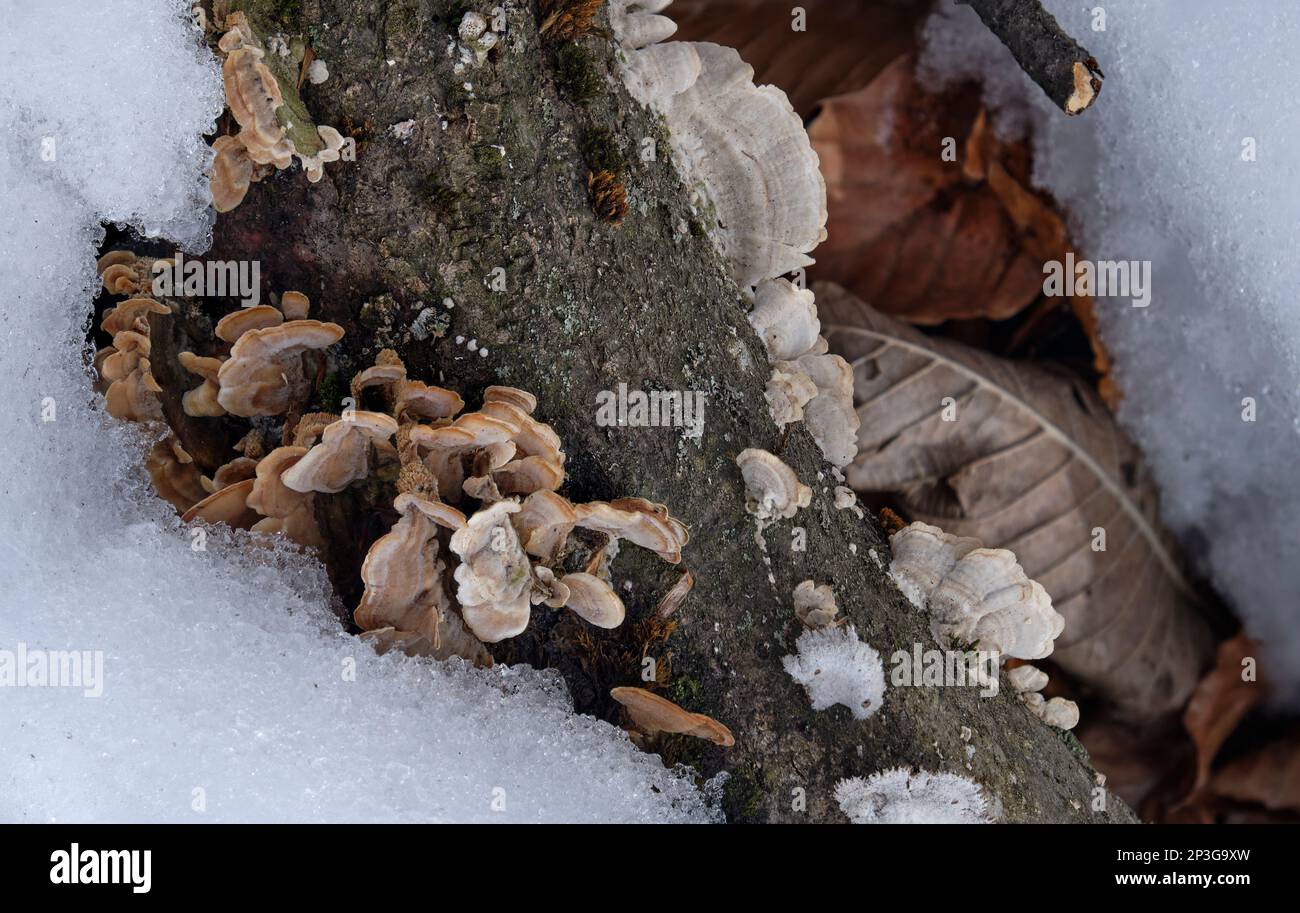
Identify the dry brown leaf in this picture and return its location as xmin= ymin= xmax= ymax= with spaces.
xmin=808 ymin=55 xmax=1047 ymax=324
xmin=1211 ymin=730 xmax=1300 ymax=813
xmin=818 ymin=281 xmax=1214 ymax=719
xmin=1183 ymin=634 xmax=1267 ymax=794
xmin=668 ymin=0 xmax=925 ymax=118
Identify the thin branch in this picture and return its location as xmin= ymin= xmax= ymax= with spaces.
xmin=960 ymin=0 xmax=1104 ymax=115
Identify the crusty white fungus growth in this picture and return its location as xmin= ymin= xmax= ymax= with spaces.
xmin=889 ymin=522 xmax=1065 ymax=661
xmin=736 ymin=448 xmax=811 ymax=521
xmin=793 ymin=580 xmax=839 ymax=628
xmin=835 ymin=768 xmax=992 ymax=824
xmin=782 ymin=624 xmax=884 ymax=720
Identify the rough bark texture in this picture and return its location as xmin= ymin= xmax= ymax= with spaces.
xmin=173 ymin=0 xmax=1135 ymax=822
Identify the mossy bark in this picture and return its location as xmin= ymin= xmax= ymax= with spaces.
xmin=196 ymin=0 xmax=1136 ymax=823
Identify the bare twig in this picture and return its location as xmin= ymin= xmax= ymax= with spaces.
xmin=959 ymin=0 xmax=1103 ymax=115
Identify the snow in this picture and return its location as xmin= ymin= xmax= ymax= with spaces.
xmin=0 ymin=0 xmax=715 ymax=822
xmin=921 ymin=1 xmax=1300 ymax=704
xmin=782 ymin=625 xmax=885 ymax=720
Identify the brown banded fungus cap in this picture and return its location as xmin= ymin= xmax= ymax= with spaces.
xmin=558 ymin=572 xmax=625 ymax=629
xmin=215 ymin=305 xmax=284 ymax=344
xmin=355 ymin=492 xmax=467 ymax=644
xmin=736 ymin=448 xmax=811 ymax=521
xmin=216 ymin=319 xmax=344 ymax=417
xmin=280 ymin=411 xmax=399 ymax=494
xmin=245 ymin=445 xmax=326 ymax=549
xmin=409 ymin=411 xmax=521 ymax=501
xmin=178 ymin=351 xmax=227 ymax=417
xmin=609 ymin=687 xmax=735 ymax=747
xmin=180 ymin=477 xmax=259 ymax=529
xmin=573 ymin=498 xmax=689 ymax=563
xmin=211 ymin=134 xmax=254 ymax=213
xmin=278 ymin=290 xmax=310 ymax=321
xmin=511 ymin=490 xmax=578 ymax=562
xmin=395 ymin=381 xmax=464 ymax=423
xmin=146 ymin=436 xmax=209 ymax=512
xmin=793 ymin=580 xmax=840 ymax=628
xmin=449 ymin=500 xmax=533 ymax=643
xmin=101 ymin=297 xmax=170 ymax=336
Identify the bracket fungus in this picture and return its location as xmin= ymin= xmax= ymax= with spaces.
xmin=736 ymin=448 xmax=811 ymax=521
xmin=449 ymin=500 xmax=534 ymax=643
xmin=245 ymin=446 xmax=324 ymax=549
xmin=354 ymin=491 xmax=483 ymax=662
xmin=606 ymin=2 xmax=861 ymax=468
xmin=889 ymin=522 xmax=1065 ymax=661
xmin=281 ymin=412 xmax=399 ymax=494
xmin=610 ymin=686 xmax=735 ymax=747
xmin=216 ymin=319 xmax=344 ymax=417
xmin=793 ymin=580 xmax=840 ymax=629
xmin=573 ymin=498 xmax=689 ymax=564
xmin=178 ymin=352 xmax=227 ymax=417
xmin=208 ymin=11 xmax=350 ymax=211
xmin=146 ymin=436 xmax=209 ymax=512
xmin=91 ymin=257 xmax=695 ymax=754
xmin=1007 ymin=663 xmax=1080 ymax=731
xmin=835 ymin=768 xmax=993 ymax=824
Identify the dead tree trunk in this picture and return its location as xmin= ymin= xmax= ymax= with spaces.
xmin=192 ymin=0 xmax=1134 ymax=823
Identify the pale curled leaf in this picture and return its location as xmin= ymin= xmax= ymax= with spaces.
xmin=818 ymin=282 xmax=1214 ymax=719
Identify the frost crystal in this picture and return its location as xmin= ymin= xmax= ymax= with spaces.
xmin=835 ymin=768 xmax=991 ymax=824
xmin=782 ymin=625 xmax=885 ymax=720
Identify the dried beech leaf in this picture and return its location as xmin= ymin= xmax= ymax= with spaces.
xmin=1210 ymin=730 xmax=1300 ymax=814
xmin=808 ymin=55 xmax=1045 ymax=324
xmin=1183 ymin=634 xmax=1266 ymax=794
xmin=668 ymin=0 xmax=925 ymax=118
xmin=818 ymin=281 xmax=1214 ymax=719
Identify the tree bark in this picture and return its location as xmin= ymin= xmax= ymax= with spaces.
xmin=182 ymin=0 xmax=1135 ymax=823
